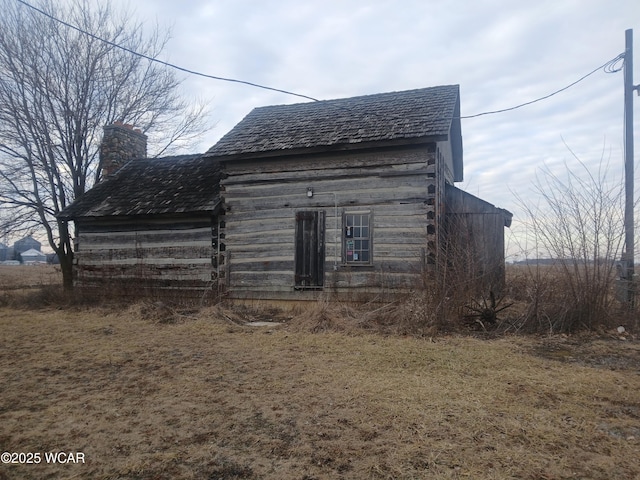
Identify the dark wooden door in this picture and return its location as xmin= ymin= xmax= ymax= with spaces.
xmin=294 ymin=211 xmax=325 ymax=288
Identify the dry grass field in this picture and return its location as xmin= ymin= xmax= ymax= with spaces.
xmin=0 ymin=299 xmax=639 ymax=480
xmin=0 ymin=265 xmax=61 ymax=290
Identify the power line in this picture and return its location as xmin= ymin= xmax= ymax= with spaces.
xmin=460 ymin=53 xmax=625 ymax=119
xmin=14 ymin=0 xmax=321 ymax=103
xmin=15 ymin=0 xmax=625 ymax=121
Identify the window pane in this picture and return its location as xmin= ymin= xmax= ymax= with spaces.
xmin=345 ymin=212 xmax=371 ymax=263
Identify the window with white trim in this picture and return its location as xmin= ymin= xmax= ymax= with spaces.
xmin=344 ymin=212 xmax=371 ymax=264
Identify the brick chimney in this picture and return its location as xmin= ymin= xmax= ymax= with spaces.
xmin=100 ymin=122 xmax=147 ymax=177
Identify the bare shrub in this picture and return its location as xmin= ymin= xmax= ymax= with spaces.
xmin=403 ymin=207 xmax=513 ymax=335
xmin=381 ymin=291 xmax=442 ymax=335
xmin=287 ymin=292 xmax=462 ymax=337
xmin=514 ymin=153 xmax=628 ymax=332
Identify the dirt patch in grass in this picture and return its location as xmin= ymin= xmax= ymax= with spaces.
xmin=0 ymin=305 xmax=639 ymax=479
xmin=530 ymin=333 xmax=640 ymax=370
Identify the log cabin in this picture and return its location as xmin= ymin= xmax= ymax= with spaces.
xmin=59 ymin=85 xmax=511 ymax=301
xmin=206 ymin=85 xmax=511 ymax=301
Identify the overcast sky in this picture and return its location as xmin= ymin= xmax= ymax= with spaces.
xmin=103 ymin=1 xmax=639 ymax=256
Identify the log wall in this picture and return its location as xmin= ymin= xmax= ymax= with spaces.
xmin=74 ymin=214 xmax=218 ymax=294
xmin=220 ymin=145 xmax=440 ymax=300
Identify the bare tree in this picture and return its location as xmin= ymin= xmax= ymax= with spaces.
xmin=0 ymin=0 xmax=209 ymax=289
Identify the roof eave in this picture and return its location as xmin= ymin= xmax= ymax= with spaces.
xmin=207 ymin=135 xmax=447 ymax=163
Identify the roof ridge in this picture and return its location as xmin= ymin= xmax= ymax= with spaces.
xmin=252 ymin=84 xmax=460 ymax=110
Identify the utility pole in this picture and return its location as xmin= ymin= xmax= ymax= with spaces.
xmin=623 ymin=28 xmax=639 ymax=307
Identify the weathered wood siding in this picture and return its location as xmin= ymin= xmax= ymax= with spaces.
xmin=443 ymin=184 xmax=510 ymax=293
xmin=74 ymin=214 xmax=218 ymax=293
xmin=220 ymin=145 xmax=439 ymax=300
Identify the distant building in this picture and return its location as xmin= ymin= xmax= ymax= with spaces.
xmin=20 ymin=248 xmax=47 ymax=264
xmin=13 ymin=236 xmax=42 ymax=257
xmin=0 ymin=242 xmax=7 ymax=262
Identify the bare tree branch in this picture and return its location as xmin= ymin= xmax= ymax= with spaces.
xmin=0 ymin=0 xmax=212 ymax=288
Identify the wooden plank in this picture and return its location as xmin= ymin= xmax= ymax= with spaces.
xmin=374 ymin=231 xmax=431 ymax=244
xmin=77 ymin=245 xmax=213 ymax=262
xmin=225 ymin=189 xmax=434 ymax=212
xmin=372 ymin=248 xmax=426 ymax=259
xmin=229 ymin=271 xmax=293 ymax=287
xmin=78 ymin=257 xmax=212 ymax=266
xmin=79 ymin=215 xmax=213 ymax=232
xmin=227 ymin=211 xmax=421 ymax=235
xmin=229 ymin=260 xmax=293 ymax=272
xmin=332 ymin=276 xmax=423 ymax=289
xmin=80 ymin=229 xmax=211 ymax=247
xmin=225 ymin=216 xmax=294 ymax=234
xmin=80 ymin=225 xmax=212 ymax=237
xmin=226 ymin=230 xmax=294 ymax=246
xmin=223 ymin=207 xmax=296 ymax=223
xmin=78 ymin=273 xmax=213 ymax=283
xmin=227 ymin=261 xmax=425 ymax=285
xmin=225 ymin=207 xmax=432 ymax=228
xmin=223 ymin=162 xmax=436 ymax=186
xmin=223 ymin=248 xmax=425 ymax=267
xmin=224 ymin=175 xmax=432 ymax=200
xmin=223 ymin=146 xmax=435 ymax=176
xmin=374 ymin=214 xmax=430 ymax=229
xmin=77 ymin=264 xmax=213 ymax=282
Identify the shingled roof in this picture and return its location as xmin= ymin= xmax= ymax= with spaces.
xmin=58 ymin=155 xmax=221 ymax=220
xmin=205 ymin=85 xmax=461 ymax=159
